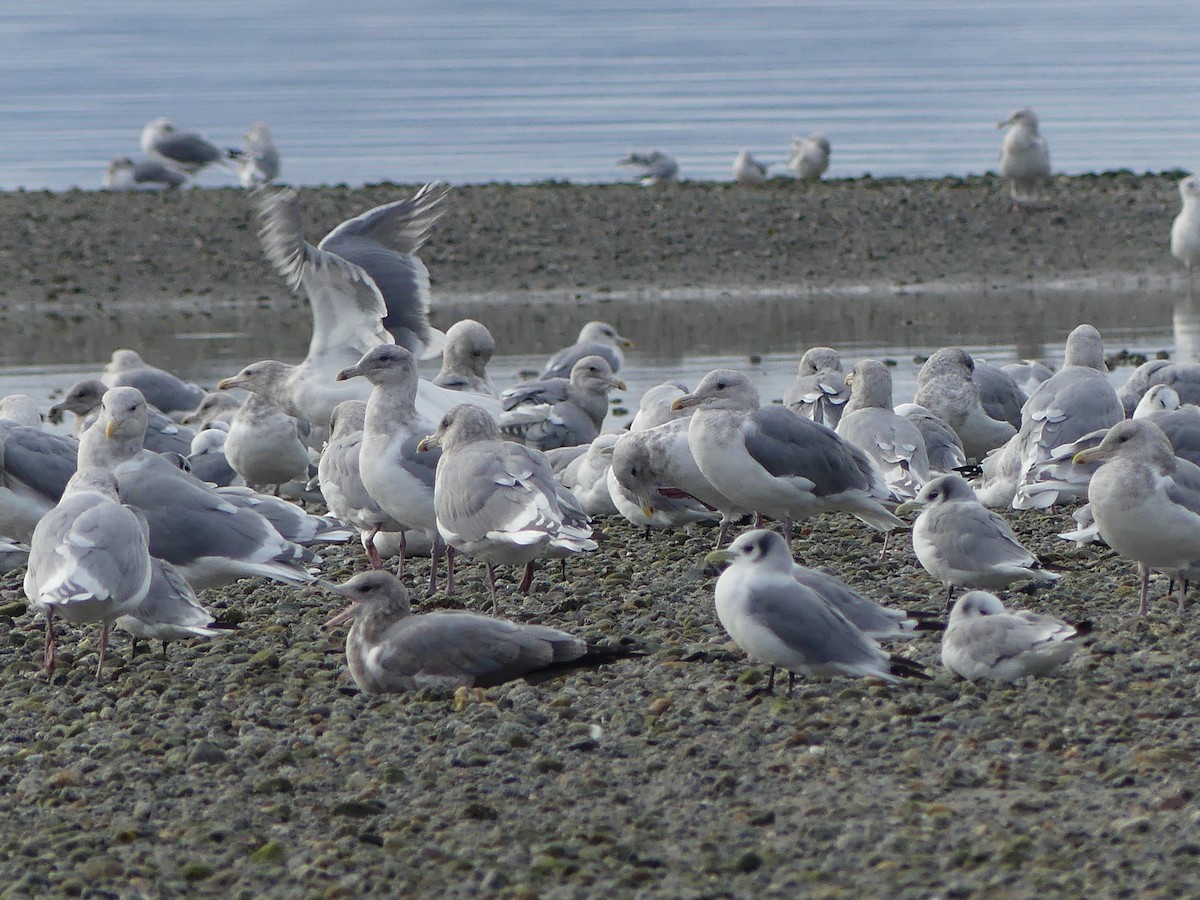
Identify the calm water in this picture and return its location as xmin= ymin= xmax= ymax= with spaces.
xmin=4 ymin=1 xmax=1199 ymax=190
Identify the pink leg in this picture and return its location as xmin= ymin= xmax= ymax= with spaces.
xmin=44 ymin=608 xmax=56 ymax=679
xmin=426 ymin=535 xmax=443 ymax=598
xmin=445 ymin=545 xmax=456 ymax=596
xmin=518 ymin=561 xmax=535 ymax=594
xmin=96 ymin=622 xmax=109 ymax=680
xmin=365 ymin=525 xmax=382 ymax=570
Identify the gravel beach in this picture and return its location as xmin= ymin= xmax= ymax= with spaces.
xmin=0 ymin=176 xmax=1196 ymax=898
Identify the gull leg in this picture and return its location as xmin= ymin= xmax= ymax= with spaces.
xmin=765 ymin=666 xmax=776 ymax=694
xmin=96 ymin=622 xmax=109 ymax=681
xmin=365 ymin=525 xmax=382 ymax=570
xmin=426 ymin=535 xmax=443 ymax=598
xmin=1178 ymin=572 xmax=1189 ymax=615
xmin=44 ymin=609 xmax=56 ymax=679
xmin=715 ymin=516 xmax=731 ymax=549
xmin=787 ymin=671 xmax=796 ymax=698
xmin=1138 ymin=563 xmax=1150 ymax=616
xmin=394 ymin=531 xmax=407 ymax=578
xmin=487 ymin=564 xmax=498 ymax=614
xmin=445 ymin=545 xmax=456 ymax=596
xmin=518 ymin=561 xmax=535 ymax=594
xmin=878 ymin=530 xmax=892 ymax=561
xmin=944 ymin=584 xmax=955 ymax=612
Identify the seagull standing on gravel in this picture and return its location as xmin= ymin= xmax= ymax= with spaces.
xmin=942 ymin=591 xmax=1087 ymax=682
xmin=706 ymin=530 xmax=927 ymax=695
xmin=787 ymin=134 xmax=830 ymax=181
xmin=1171 ymin=175 xmax=1200 ymax=300
xmin=732 ymin=150 xmax=769 ymax=185
xmin=237 ymin=122 xmax=281 ymax=188
xmin=997 ymin=107 xmax=1051 ymax=210
xmin=618 ymin=151 xmax=678 ymax=186
xmin=140 ymin=118 xmax=234 ymax=175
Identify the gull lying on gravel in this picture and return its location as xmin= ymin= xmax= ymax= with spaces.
xmin=783 ymin=347 xmax=850 ymax=428
xmin=732 ymin=150 xmax=769 ymax=185
xmin=25 ymin=469 xmax=152 ymax=678
xmin=237 ymin=122 xmax=280 ymax=188
xmin=538 ymin=321 xmax=633 ymax=381
xmin=707 ymin=530 xmax=927 ymax=694
xmin=674 ymin=369 xmax=903 ymax=535
xmin=896 ymin=474 xmax=1060 ymax=600
xmin=618 ymin=151 xmax=678 ymax=186
xmin=101 ymin=349 xmax=205 ymax=415
xmin=501 ymin=356 xmax=625 ymax=450
xmin=787 ymin=134 xmax=830 ymax=181
xmin=417 ymin=404 xmax=596 ymax=608
xmin=942 ymin=591 xmax=1087 ymax=682
xmin=607 ymin=433 xmax=715 ymax=532
xmin=105 ymin=156 xmax=187 ymax=191
xmin=997 ymin=107 xmax=1051 ymax=210
xmin=322 ymin=570 xmax=631 ymax=692
xmin=140 ymin=118 xmax=234 ymax=175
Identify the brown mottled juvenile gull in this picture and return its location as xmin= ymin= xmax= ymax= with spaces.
xmin=787 ymin=134 xmax=831 ymax=181
xmin=77 ymin=388 xmax=314 ymax=590
xmin=321 ymin=571 xmax=629 ymax=693
xmin=416 ymin=404 xmax=596 ymax=607
xmin=336 ymin=346 xmax=444 ymax=592
xmin=914 ymin=348 xmax=1016 ymax=460
xmin=501 ymin=355 xmax=625 ymax=451
xmin=837 ymin=359 xmax=930 ymax=500
xmin=673 ymin=369 xmax=903 ymax=535
xmin=538 ymin=321 xmax=633 ymax=381
xmin=783 ymin=347 xmax=850 ymax=428
xmin=49 ymin=378 xmax=195 ymax=454
xmin=896 ymin=474 xmax=1060 ymax=600
xmin=25 ymin=469 xmax=152 ymax=678
xmin=101 ymin=349 xmax=205 ymax=415
xmin=997 ymin=107 xmax=1051 ymax=210
xmin=432 ymin=319 xmax=498 ymax=396
xmin=942 ymin=591 xmax=1086 ymax=682
xmin=1074 ymin=418 xmax=1200 ymax=615
xmin=706 ymin=530 xmax=926 ymax=695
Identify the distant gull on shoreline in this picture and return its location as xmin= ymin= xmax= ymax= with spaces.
xmin=140 ymin=118 xmax=235 ymax=175
xmin=787 ymin=134 xmax=830 ymax=181
xmin=104 ymin=156 xmax=188 ymax=191
xmin=732 ymin=150 xmax=769 ymax=185
xmin=1171 ymin=174 xmax=1200 ymax=300
xmin=997 ymin=107 xmax=1051 ymax=211
xmin=618 ymin=150 xmax=678 ymax=186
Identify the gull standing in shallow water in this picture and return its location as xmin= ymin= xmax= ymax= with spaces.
xmin=1074 ymin=419 xmax=1200 ymax=615
xmin=672 ymin=369 xmax=903 ymax=536
xmin=321 ymin=571 xmax=630 ymax=693
xmin=416 ymin=404 xmax=596 ymax=609
xmin=706 ymin=530 xmax=927 ymax=695
xmin=25 ymin=469 xmax=152 ymax=678
xmin=997 ymin=107 xmax=1051 ymax=210
xmin=942 ymin=591 xmax=1087 ymax=682
xmin=1171 ymin=175 xmax=1200 ymax=300
xmin=896 ymin=474 xmax=1060 ymax=601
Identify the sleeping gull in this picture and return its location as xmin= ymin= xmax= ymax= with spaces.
xmin=913 ymin=348 xmax=1015 ymax=460
xmin=837 ymin=359 xmax=930 ymax=500
xmin=893 ymin=404 xmax=966 ymax=474
xmin=1117 ymin=359 xmax=1200 ymax=416
xmin=1171 ymin=175 xmax=1200 ymax=300
xmin=116 ymin=558 xmax=234 ymax=657
xmin=1001 ymin=360 xmax=1055 ymax=396
xmin=607 ymin=433 xmax=716 ymax=532
xmin=973 ymin=360 xmax=1026 ymax=429
xmin=539 ymin=321 xmax=633 ymax=380
xmin=416 ymin=404 xmax=596 ymax=608
xmin=672 ymin=369 xmax=903 ymax=535
xmin=732 ymin=150 xmax=769 ymax=185
xmin=997 ymin=107 xmax=1051 ymax=210
xmin=942 ymin=591 xmax=1087 ymax=682
xmin=237 ymin=122 xmax=280 ymax=188
xmin=336 ymin=345 xmax=444 ymax=592
xmin=618 ymin=150 xmax=678 ymax=186
xmin=77 ymin=387 xmax=314 ymax=590
xmin=101 ymin=350 xmax=206 ymax=415
xmin=105 ymin=156 xmax=187 ymax=191
xmin=186 ymin=428 xmax=242 ymax=487
xmin=140 ymin=118 xmax=233 ymax=175
xmin=783 ymin=347 xmax=851 ymax=428
xmin=501 ymin=355 xmax=625 ymax=450
xmin=1073 ymin=418 xmax=1200 ymax=614
xmin=787 ymin=134 xmax=831 ymax=181
xmin=706 ymin=530 xmax=927 ymax=695
xmin=432 ymin=319 xmax=498 ymax=396
xmin=25 ymin=469 xmax=152 ymax=678
xmin=316 ymin=400 xmax=404 ymax=568
xmin=0 ymin=395 xmax=42 ymax=428
xmin=219 ymin=390 xmax=313 ymax=494
xmin=321 ymin=571 xmax=630 ymax=693
xmin=48 ymin=378 xmax=195 ymax=454
xmin=895 ymin=474 xmax=1060 ymax=600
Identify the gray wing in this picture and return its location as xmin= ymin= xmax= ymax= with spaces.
xmin=744 ymin=406 xmax=872 ymax=497
xmin=974 ymin=362 xmax=1026 ymax=428
xmin=520 ymin=403 xmax=599 ymax=451
xmin=254 ymin=188 xmax=393 ymax=360
xmin=1150 ymin=408 xmax=1200 ymax=467
xmin=745 ymin=582 xmax=883 ymax=669
xmin=112 ymin=369 xmax=204 ymax=415
xmin=793 ymin=566 xmax=907 ymax=636
xmin=924 ymin=504 xmax=1037 ymax=569
xmin=0 ymin=425 xmax=78 ymax=502
xmin=1019 ymin=370 xmax=1123 ymax=478
xmin=540 ymin=343 xmax=620 ymax=381
xmin=501 ymin=378 xmax=570 ymax=411
xmin=155 ymin=132 xmax=224 ymax=168
xmin=952 ymin=615 xmax=1071 ymax=668
xmin=141 ymin=409 xmax=196 ymax=455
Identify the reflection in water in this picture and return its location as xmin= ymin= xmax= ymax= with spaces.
xmin=1173 ymin=293 xmax=1200 ymax=363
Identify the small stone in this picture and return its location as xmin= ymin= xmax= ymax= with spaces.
xmin=647 ymin=697 xmax=672 ymax=716
xmin=180 ymin=862 xmax=215 ymax=881
xmin=332 ymin=800 xmax=385 ymax=818
xmin=186 ymin=741 xmax=228 ymax=765
xmin=249 ymin=840 xmax=286 ymax=864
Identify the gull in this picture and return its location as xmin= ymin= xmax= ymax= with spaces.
xmin=101 ymin=349 xmax=206 ymax=415
xmin=789 ymin=562 xmax=942 ymax=641
xmin=997 ymin=107 xmax=1051 ymax=210
xmin=837 ymin=359 xmax=930 ymax=500
xmin=336 ymin=345 xmax=444 ymax=593
xmin=1172 ymin=175 xmax=1200 ymax=300
xmin=140 ymin=118 xmax=233 ymax=175
xmin=237 ymin=122 xmax=280 ymax=188
xmin=706 ymin=530 xmax=927 ymax=695
xmin=104 ymin=156 xmax=187 ymax=191
xmin=116 ymin=558 xmax=234 ymax=658
xmin=25 ymin=469 xmax=152 ymax=678
xmin=629 ymin=382 xmax=690 ymax=432
xmin=618 ymin=150 xmax=678 ymax=186
xmin=0 ymin=422 xmax=78 ymax=543
xmin=1074 ymin=418 xmax=1200 ymax=614
xmin=607 ymin=433 xmax=715 ymax=532
xmin=1117 ymin=360 xmax=1200 ymax=417
xmin=787 ymin=134 xmax=831 ymax=181
xmin=1001 ymin=360 xmax=1054 ymax=396
xmin=783 ymin=347 xmax=851 ymax=428
xmin=432 ymin=319 xmax=498 ymax=396
xmin=416 ymin=404 xmax=596 ymax=608
xmin=501 ymin=355 xmax=625 ymax=451
xmin=77 ymin=388 xmax=314 ymax=590
xmin=0 ymin=395 xmax=42 ymax=427
xmin=557 ymin=434 xmax=619 ymax=517
xmin=973 ymin=360 xmax=1026 ymax=429
xmin=321 ymin=571 xmax=630 ymax=693
xmin=316 ymin=400 xmax=404 ymax=569
xmin=539 ymin=321 xmax=633 ymax=380
xmin=0 ymin=537 xmax=29 ymax=575
xmin=913 ymin=348 xmax=1015 ymax=460
xmin=186 ymin=428 xmax=242 ymax=487
xmin=214 ymin=486 xmax=351 ymax=547
xmin=942 ymin=591 xmax=1087 ymax=682
xmin=732 ymin=149 xmax=769 ymax=185
xmin=893 ymin=404 xmax=966 ymax=474
xmin=672 ymin=369 xmax=903 ymax=535
xmin=219 ymin=389 xmax=313 ymax=494
xmin=48 ymin=378 xmax=195 ymax=454
xmin=181 ymin=391 xmax=241 ymax=428
xmin=896 ymin=474 xmax=1060 ymax=601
